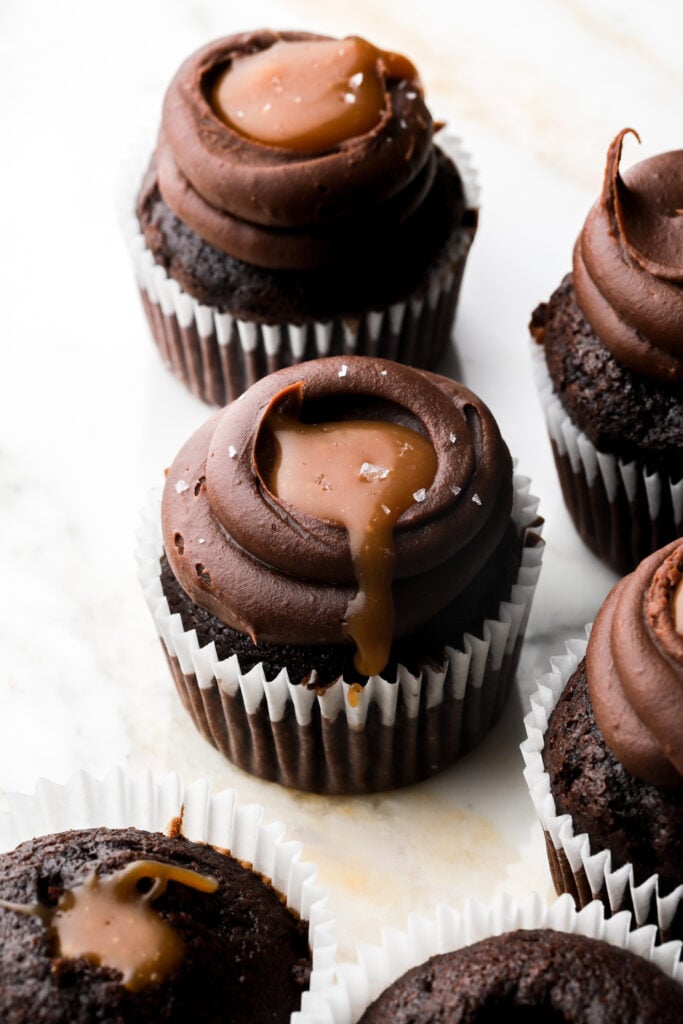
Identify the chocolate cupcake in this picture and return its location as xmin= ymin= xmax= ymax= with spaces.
xmin=0 ymin=827 xmax=310 ymax=1022
xmin=137 ymin=356 xmax=542 ymax=794
xmin=531 ymin=129 xmax=683 ymax=573
xmin=0 ymin=771 xmax=336 ymax=1023
xmin=359 ymin=930 xmax=683 ymax=1022
xmin=327 ymin=895 xmax=683 ymax=1023
xmin=126 ymin=29 xmax=478 ymax=404
xmin=522 ymin=540 xmax=683 ymax=943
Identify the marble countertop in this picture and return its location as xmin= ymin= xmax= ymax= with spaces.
xmin=1 ymin=0 xmax=680 ymax=962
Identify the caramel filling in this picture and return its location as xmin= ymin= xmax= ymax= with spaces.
xmin=0 ymin=860 xmax=217 ymax=991
xmin=210 ymin=35 xmax=420 ymax=152
xmin=674 ymin=575 xmax=683 ymax=637
xmin=266 ymin=413 xmax=437 ymax=675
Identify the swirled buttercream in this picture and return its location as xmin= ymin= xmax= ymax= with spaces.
xmin=573 ymin=129 xmax=683 ymax=384
xmin=155 ymin=29 xmax=460 ymax=270
xmin=587 ymin=540 xmax=683 ymax=787
xmin=161 ymin=357 xmax=513 ymax=671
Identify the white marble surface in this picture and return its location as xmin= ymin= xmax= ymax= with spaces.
xmin=1 ymin=0 xmax=681 ymax=961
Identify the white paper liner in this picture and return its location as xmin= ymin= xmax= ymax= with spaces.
xmin=520 ymin=630 xmax=683 ymax=939
xmin=532 ymin=345 xmax=683 ymax=551
xmin=0 ymin=768 xmax=338 ymax=1019
xmin=135 ymin=474 xmax=542 ymax=733
xmin=120 ymin=135 xmax=479 ymax=405
xmin=295 ymin=893 xmax=682 ymax=1023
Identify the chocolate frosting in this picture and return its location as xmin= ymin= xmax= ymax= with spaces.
xmin=573 ymin=129 xmax=683 ymax=384
xmin=155 ymin=30 xmax=461 ymax=270
xmin=587 ymin=540 xmax=683 ymax=788
xmin=161 ymin=357 xmax=513 ymax=659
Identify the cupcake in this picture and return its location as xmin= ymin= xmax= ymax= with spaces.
xmin=530 ymin=128 xmax=682 ymax=574
xmin=137 ymin=356 xmax=543 ymax=794
xmin=359 ymin=929 xmax=682 ymax=1021
xmin=127 ymin=29 xmax=478 ymax=404
xmin=326 ymin=895 xmax=683 ymax=1022
xmin=0 ymin=771 xmax=335 ymax=1022
xmin=522 ymin=540 xmax=683 ymax=943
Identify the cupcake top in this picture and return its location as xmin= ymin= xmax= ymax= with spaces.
xmin=162 ymin=356 xmax=513 ymax=678
xmin=358 ymin=929 xmax=683 ymax=1021
xmin=587 ymin=539 xmax=683 ymax=788
xmin=0 ymin=826 xmax=310 ymax=1021
xmin=572 ymin=128 xmax=683 ymax=384
xmin=151 ymin=29 xmax=467 ymax=271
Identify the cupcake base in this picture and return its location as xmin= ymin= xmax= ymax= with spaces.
xmin=522 ymin=634 xmax=683 ymax=944
xmin=138 ymin=476 xmax=543 ymax=795
xmin=124 ymin=136 xmax=479 ymax=406
xmin=532 ymin=345 xmax=683 ymax=574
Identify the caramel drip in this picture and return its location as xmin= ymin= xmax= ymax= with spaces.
xmin=266 ymin=413 xmax=437 ymax=675
xmin=0 ymin=860 xmax=217 ymax=992
xmin=211 ymin=35 xmax=420 ymax=152
xmin=674 ymin=576 xmax=683 ymax=637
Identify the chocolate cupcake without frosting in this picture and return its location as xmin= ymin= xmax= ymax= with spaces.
xmin=128 ymin=29 xmax=478 ymax=404
xmin=523 ymin=540 xmax=683 ymax=943
xmin=324 ymin=895 xmax=683 ymax=1023
xmin=0 ymin=826 xmax=311 ymax=1022
xmin=531 ymin=129 xmax=683 ymax=573
xmin=138 ymin=356 xmax=542 ymax=793
xmin=358 ymin=929 xmax=683 ymax=1023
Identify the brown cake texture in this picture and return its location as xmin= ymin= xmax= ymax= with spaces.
xmin=131 ymin=29 xmax=477 ymax=403
xmin=358 ymin=929 xmax=683 ymax=1022
xmin=531 ymin=129 xmax=683 ymax=573
xmin=0 ymin=826 xmax=310 ymax=1023
xmin=544 ymin=659 xmax=682 ymax=896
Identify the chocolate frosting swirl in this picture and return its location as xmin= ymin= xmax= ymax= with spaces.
xmin=155 ymin=30 xmax=458 ymax=270
xmin=573 ymin=129 xmax=683 ymax=384
xmin=162 ymin=357 xmax=513 ymax=654
xmin=587 ymin=540 xmax=683 ymax=788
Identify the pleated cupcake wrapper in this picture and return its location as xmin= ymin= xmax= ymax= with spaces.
xmin=0 ymin=768 xmax=338 ymax=1020
xmin=520 ymin=630 xmax=683 ymax=943
xmin=295 ymin=893 xmax=683 ymax=1023
xmin=135 ymin=475 xmax=543 ymax=793
xmin=121 ymin=135 xmax=479 ymax=406
xmin=532 ymin=344 xmax=683 ymax=572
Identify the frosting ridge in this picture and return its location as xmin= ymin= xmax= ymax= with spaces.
xmin=161 ymin=357 xmax=513 ymax=665
xmin=573 ymin=129 xmax=683 ymax=384
xmin=155 ymin=29 xmax=460 ymax=270
xmin=587 ymin=539 xmax=683 ymax=787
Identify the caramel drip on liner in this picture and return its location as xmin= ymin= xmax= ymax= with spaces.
xmin=266 ymin=412 xmax=437 ymax=675
xmin=0 ymin=860 xmax=217 ymax=992
xmin=211 ymin=36 xmax=420 ymax=152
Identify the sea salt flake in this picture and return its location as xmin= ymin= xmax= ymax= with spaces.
xmin=228 ymin=445 xmax=237 ymax=459
xmin=198 ymin=538 xmax=206 ymax=544
xmin=472 ymin=493 xmax=482 ymax=505
xmin=349 ymin=72 xmax=363 ymax=88
xmin=449 ymin=432 xmax=457 ymax=444
xmin=381 ymin=504 xmax=391 ymax=515
xmin=338 ymin=363 xmax=348 ymax=377
xmin=380 ymin=369 xmax=388 ymax=376
xmin=360 ymin=462 xmax=390 ymax=482
xmin=452 ymin=485 xmax=462 ymax=497
xmin=406 ymin=91 xmax=417 ymax=100
xmin=175 ymin=479 xmax=189 ymax=494
xmin=413 ymin=488 xmax=427 ymax=503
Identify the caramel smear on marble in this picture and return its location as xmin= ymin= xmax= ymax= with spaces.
xmin=267 ymin=412 xmax=437 ymax=675
xmin=0 ymin=860 xmax=217 ymax=991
